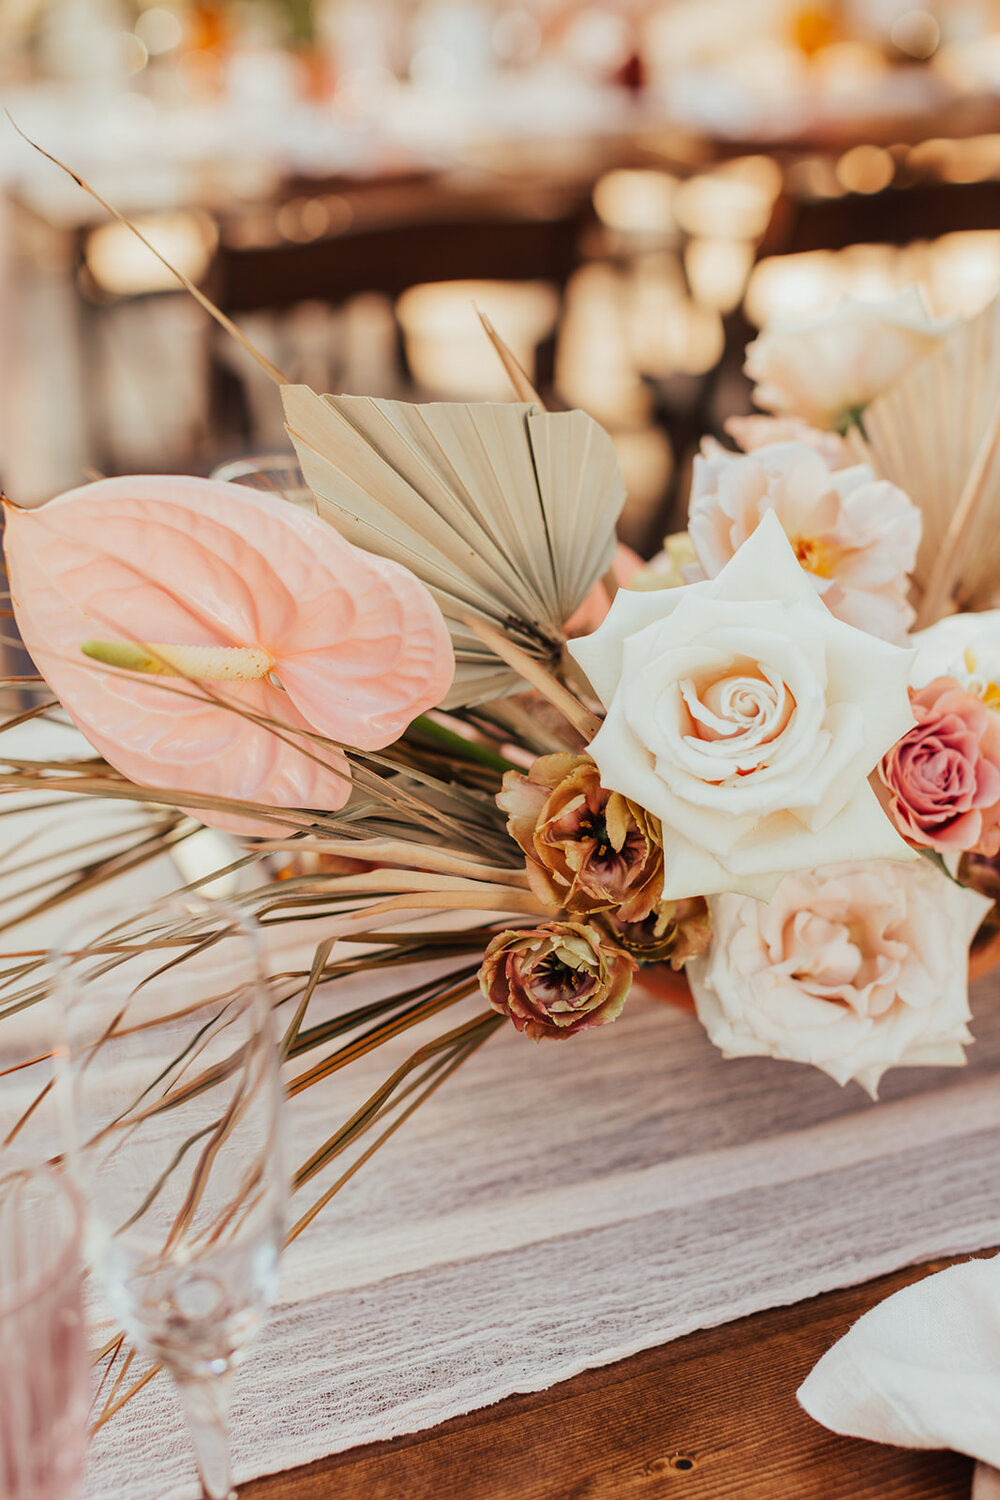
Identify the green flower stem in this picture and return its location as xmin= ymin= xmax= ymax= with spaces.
xmin=918 ymin=847 xmax=963 ymax=887
xmin=834 ymin=404 xmax=869 ymax=440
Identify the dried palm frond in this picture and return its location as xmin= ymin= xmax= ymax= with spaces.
xmin=283 ymin=386 xmax=626 ymax=705
xmin=858 ymin=293 xmax=1000 ymax=624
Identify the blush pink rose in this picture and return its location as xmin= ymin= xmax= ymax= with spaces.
xmin=878 ymin=678 xmax=1000 ymax=856
xmin=687 ymin=860 xmax=991 ymax=1096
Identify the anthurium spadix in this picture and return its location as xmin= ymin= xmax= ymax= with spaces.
xmin=3 ymin=476 xmax=454 ymax=835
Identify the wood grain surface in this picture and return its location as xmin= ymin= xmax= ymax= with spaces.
xmin=244 ymin=1256 xmax=981 ymax=1499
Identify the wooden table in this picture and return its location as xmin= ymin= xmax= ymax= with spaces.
xmin=244 ymin=1257 xmax=977 ymax=1499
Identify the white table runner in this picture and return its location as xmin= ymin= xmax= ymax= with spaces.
xmin=84 ymin=968 xmax=1000 ymax=1499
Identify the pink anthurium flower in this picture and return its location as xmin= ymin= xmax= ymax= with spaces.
xmin=4 ymin=475 xmax=454 ymax=835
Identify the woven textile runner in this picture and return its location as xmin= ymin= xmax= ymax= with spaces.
xmin=83 ymin=963 xmax=1000 ymax=1499
xmin=2 ymin=733 xmax=994 ymax=1498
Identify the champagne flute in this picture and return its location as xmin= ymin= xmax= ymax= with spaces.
xmin=53 ymin=895 xmax=286 ymax=1500
xmin=0 ymin=1165 xmax=89 ymax=1500
xmin=210 ymin=454 xmax=312 ymax=510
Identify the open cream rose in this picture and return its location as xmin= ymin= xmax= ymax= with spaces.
xmin=744 ymin=288 xmax=952 ymax=432
xmin=688 ymin=440 xmax=921 ymax=644
xmin=686 ymin=860 xmax=991 ymax=1096
xmin=568 ymin=511 xmax=917 ymax=901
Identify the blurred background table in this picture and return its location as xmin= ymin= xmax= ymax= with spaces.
xmin=6 ymin=0 xmax=1000 ymax=559
xmin=243 ymin=1256 xmax=978 ymax=1500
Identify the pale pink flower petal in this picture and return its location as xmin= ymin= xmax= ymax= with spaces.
xmin=5 ymin=475 xmax=454 ymax=835
xmin=688 ymin=440 xmax=921 ymax=644
xmin=724 ymin=414 xmax=852 ymax=469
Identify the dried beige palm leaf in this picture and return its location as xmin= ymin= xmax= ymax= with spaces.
xmin=282 ymin=386 xmax=625 ymax=706
xmin=859 ymin=294 xmax=1000 ymax=623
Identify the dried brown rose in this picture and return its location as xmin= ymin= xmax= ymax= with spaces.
xmin=497 ymin=752 xmax=663 ymax=923
xmin=605 ymin=897 xmax=712 ymax=969
xmin=479 ymin=922 xmax=636 ymax=1041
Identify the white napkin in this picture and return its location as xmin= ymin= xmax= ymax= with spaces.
xmin=798 ymin=1255 xmax=1000 ymax=1497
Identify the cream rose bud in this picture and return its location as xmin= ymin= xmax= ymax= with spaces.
xmin=744 ymin=288 xmax=952 ymax=432
xmin=568 ymin=511 xmax=917 ymax=902
xmin=686 ymin=860 xmax=992 ymax=1097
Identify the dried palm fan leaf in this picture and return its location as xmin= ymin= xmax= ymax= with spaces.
xmin=858 ymin=294 xmax=1000 ymax=624
xmin=282 ymin=386 xmax=626 ymax=707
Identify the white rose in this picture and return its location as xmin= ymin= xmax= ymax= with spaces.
xmin=911 ymin=609 xmax=1000 ymax=703
xmin=686 ymin=860 xmax=991 ymax=1097
xmin=745 ymin=288 xmax=952 ymax=431
xmin=568 ymin=511 xmax=916 ymax=902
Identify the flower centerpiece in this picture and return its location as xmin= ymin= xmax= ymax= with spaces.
xmin=3 ymin=156 xmax=1000 ymax=1363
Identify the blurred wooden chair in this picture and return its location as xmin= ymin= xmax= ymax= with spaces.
xmin=205 ymin=174 xmax=588 ymax=444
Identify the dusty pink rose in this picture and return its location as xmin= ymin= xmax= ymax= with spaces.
xmin=687 ymin=440 xmax=920 ymax=644
xmin=497 ymin=752 xmax=663 ymax=922
xmin=480 ymin=922 xmax=636 ymax=1041
xmin=878 ymin=677 xmax=1000 ymax=856
xmin=724 ymin=415 xmax=852 ymax=469
xmin=687 ymin=860 xmax=991 ymax=1096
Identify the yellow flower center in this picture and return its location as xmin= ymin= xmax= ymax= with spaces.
xmin=963 ymin=647 xmax=1000 ymax=709
xmin=791 ymin=534 xmax=836 ymax=580
xmin=81 ymin=640 xmax=274 ymax=681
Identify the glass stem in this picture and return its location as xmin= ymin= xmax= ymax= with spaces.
xmin=175 ymin=1369 xmax=236 ymax=1500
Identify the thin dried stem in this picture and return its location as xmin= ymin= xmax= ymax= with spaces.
xmin=6 ymin=115 xmax=288 ymax=387
xmin=463 ymin=614 xmax=600 ymax=741
xmin=476 ymin=308 xmax=544 ymax=406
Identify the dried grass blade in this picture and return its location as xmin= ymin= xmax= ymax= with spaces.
xmin=3 ymin=1077 xmax=53 ymax=1148
xmin=90 ymin=1364 xmax=160 ymax=1436
xmin=287 ymin=1039 xmax=486 ymax=1242
xmin=94 ymin=1345 xmax=137 ymax=1429
xmin=256 ymin=838 xmax=524 ymax=881
xmin=353 ymin=886 xmax=542 ymax=920
xmin=288 ymin=975 xmax=480 ymax=1096
xmin=287 ymin=964 xmax=482 ymax=1059
xmin=7 ymin=115 xmax=287 ymax=387
xmin=476 ymin=308 xmax=544 ymax=406
xmin=291 ymin=1009 xmax=502 ymax=1196
xmin=280 ymin=936 xmax=335 ymax=1059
